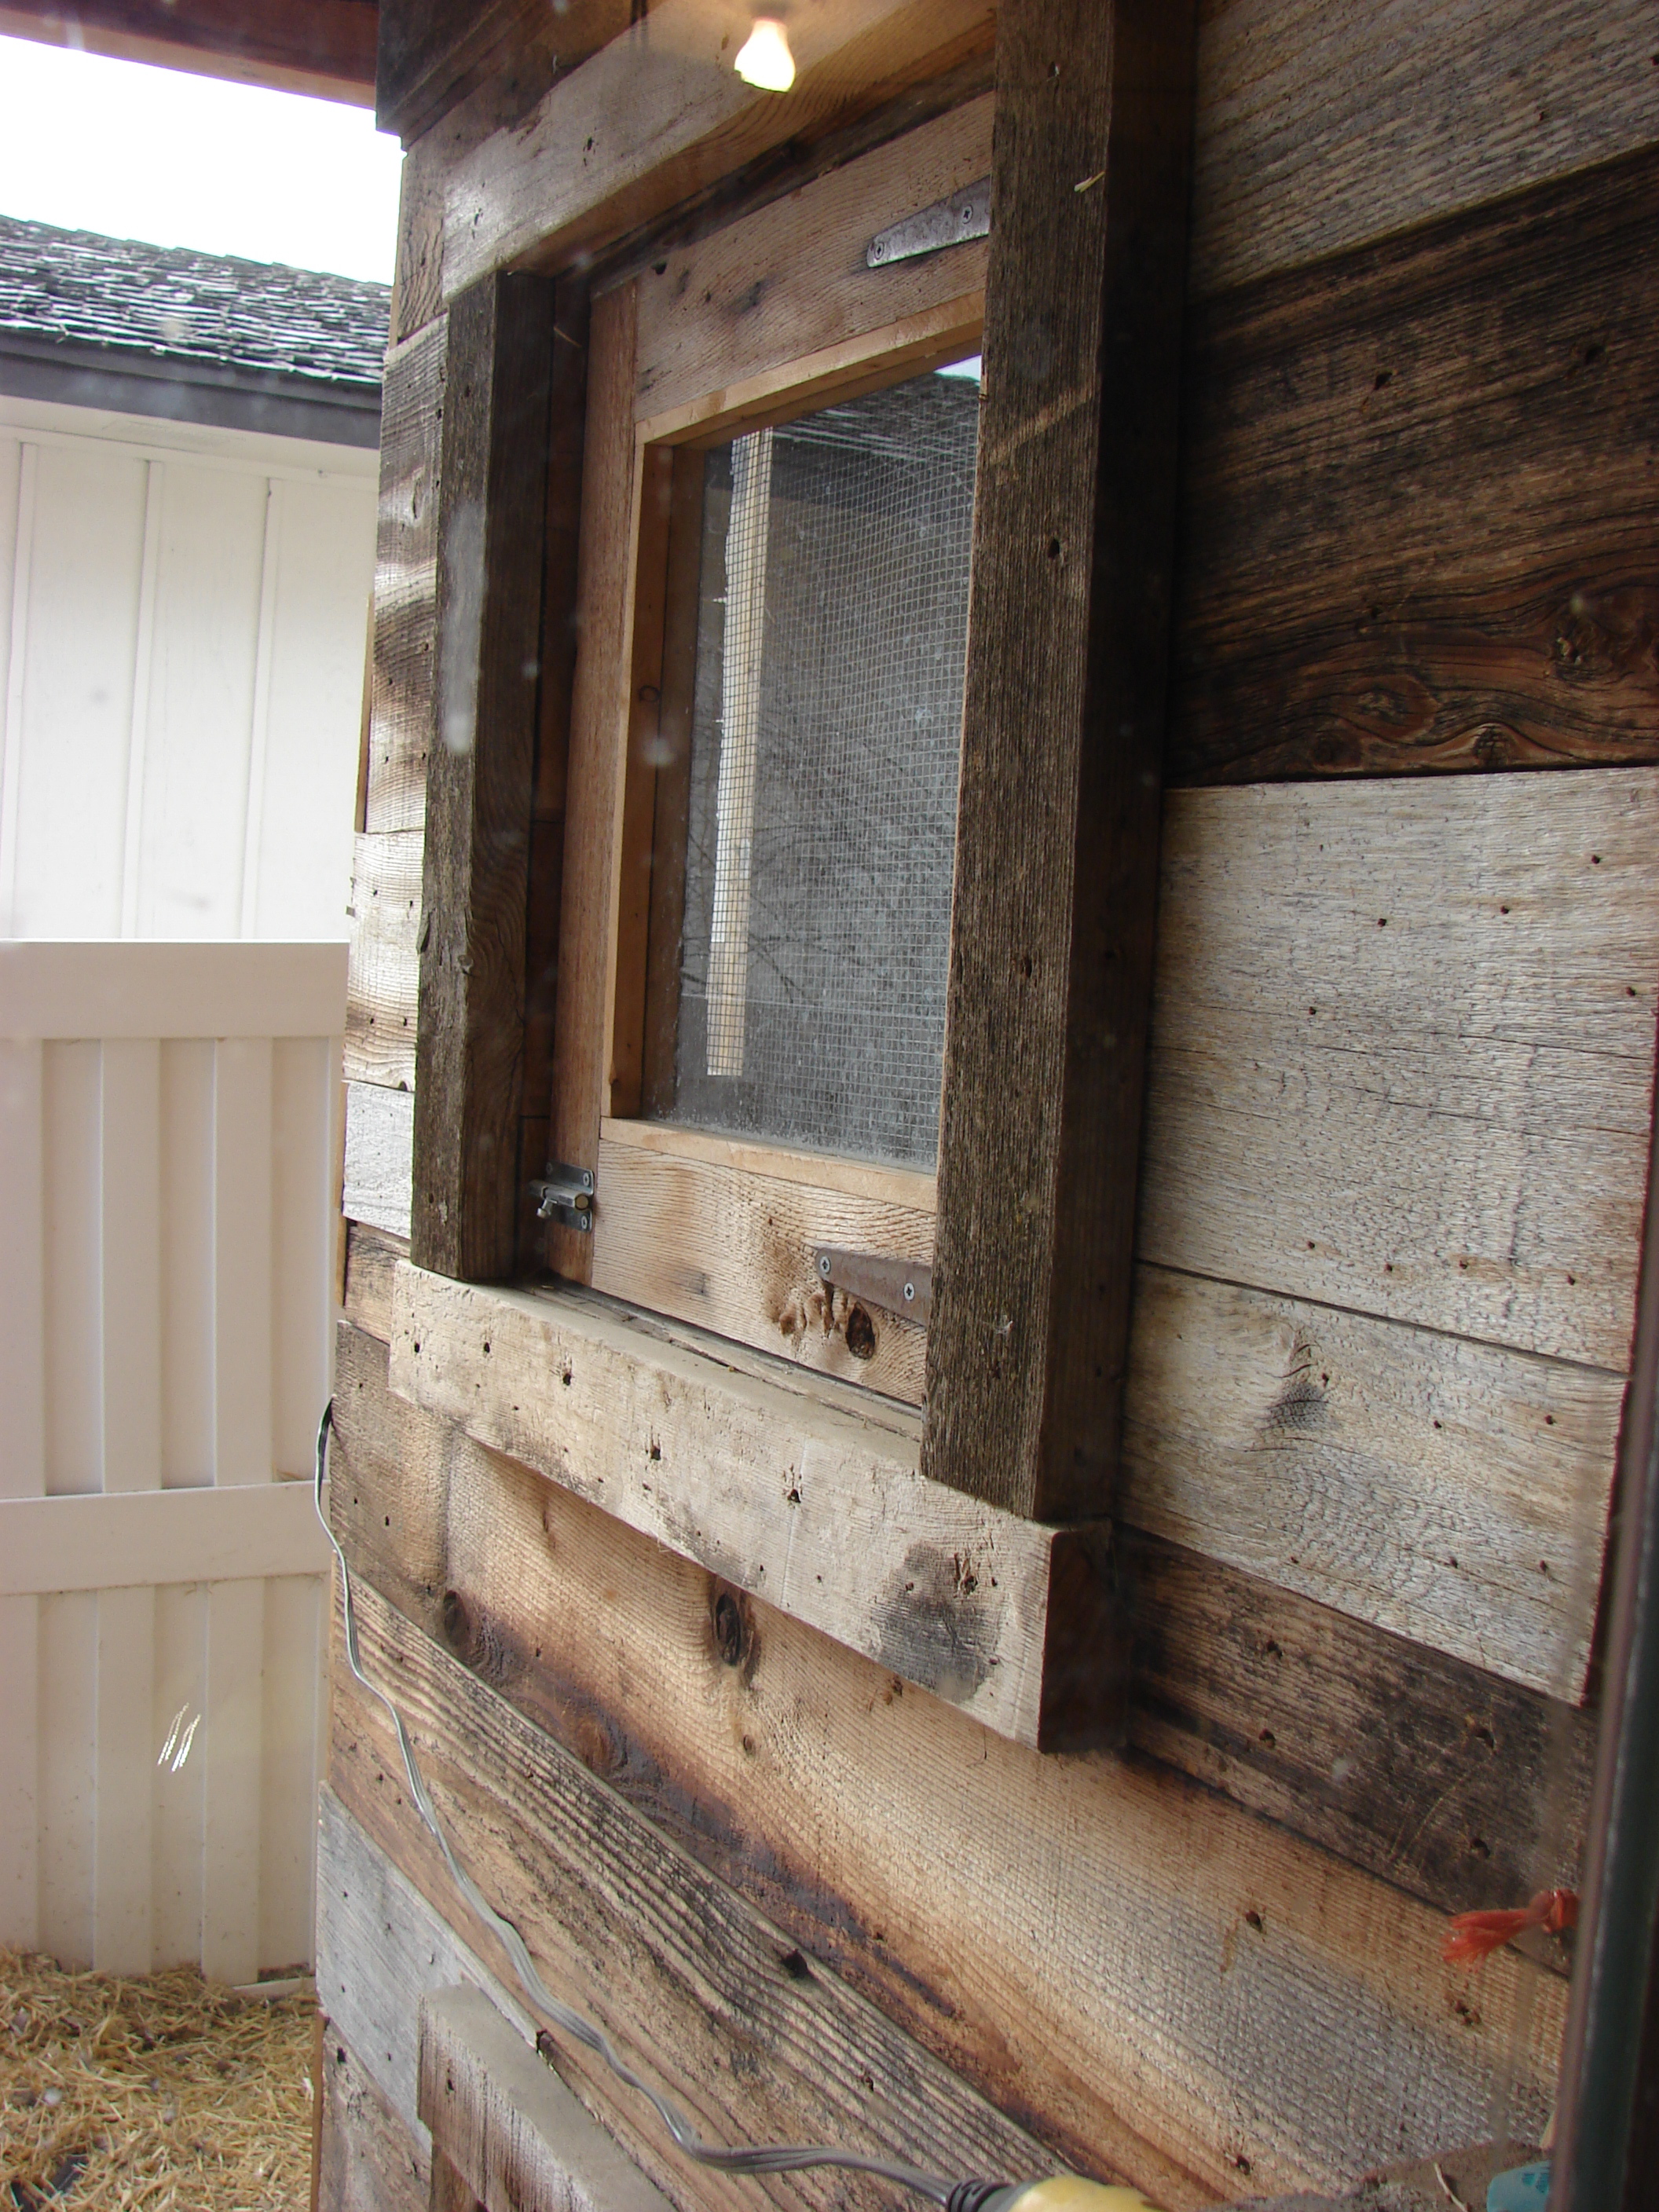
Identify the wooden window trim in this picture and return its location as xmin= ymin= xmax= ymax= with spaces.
xmin=563 ymin=285 xmax=982 ymax=1405
xmin=406 ymin=5 xmax=1198 ymax=1742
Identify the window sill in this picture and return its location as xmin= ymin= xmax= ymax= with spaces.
xmin=388 ymin=1260 xmax=1125 ymax=1752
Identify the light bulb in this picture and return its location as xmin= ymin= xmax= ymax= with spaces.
xmin=734 ymin=17 xmax=795 ymax=91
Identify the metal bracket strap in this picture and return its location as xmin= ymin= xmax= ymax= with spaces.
xmin=866 ymin=176 xmax=992 ymax=269
xmin=815 ymin=1247 xmax=932 ymax=1327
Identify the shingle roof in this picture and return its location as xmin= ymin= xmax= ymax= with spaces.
xmin=0 ymin=214 xmax=390 ymax=394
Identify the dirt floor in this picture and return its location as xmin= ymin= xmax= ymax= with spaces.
xmin=2 ymin=1951 xmax=314 ymax=2210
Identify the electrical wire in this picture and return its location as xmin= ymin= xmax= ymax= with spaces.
xmin=313 ymin=1398 xmax=961 ymax=2204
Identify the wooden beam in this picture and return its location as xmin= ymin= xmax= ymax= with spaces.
xmin=922 ymin=0 xmax=1199 ymax=1522
xmin=330 ymin=1583 xmax=1082 ymax=2212
xmin=420 ymin=1985 xmax=675 ymax=2212
xmin=374 ymin=0 xmax=632 ymax=148
xmin=0 ymin=0 xmax=376 ymax=104
xmin=386 ymin=1262 xmax=1127 ymax=1751
xmin=411 ymin=270 xmax=553 ymax=1280
xmin=335 ymin=1304 xmax=1593 ymax=1937
xmin=431 ymin=0 xmax=997 ymax=303
xmin=1169 ymin=147 xmax=1659 ymax=787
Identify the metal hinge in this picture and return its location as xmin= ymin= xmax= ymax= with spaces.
xmin=866 ymin=175 xmax=992 ymax=269
xmin=530 ymin=1162 xmax=594 ymax=1232
xmin=815 ymin=1247 xmax=932 ymax=1327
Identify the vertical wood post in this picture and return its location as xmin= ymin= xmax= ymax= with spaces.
xmin=412 ymin=272 xmax=554 ymax=1280
xmin=922 ymin=0 xmax=1198 ymax=1520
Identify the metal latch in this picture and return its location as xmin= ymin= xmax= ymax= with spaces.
xmin=815 ymin=1247 xmax=932 ymax=1327
xmin=530 ymin=1162 xmax=594 ymax=1232
xmin=866 ymin=175 xmax=992 ymax=268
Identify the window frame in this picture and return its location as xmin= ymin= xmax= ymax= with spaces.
xmin=544 ymin=206 xmax=986 ymax=1405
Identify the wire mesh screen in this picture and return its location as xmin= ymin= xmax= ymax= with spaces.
xmin=668 ymin=367 xmax=980 ymax=1167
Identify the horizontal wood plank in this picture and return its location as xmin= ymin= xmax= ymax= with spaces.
xmin=434 ymin=0 xmax=996 ymax=303
xmin=421 ymin=1983 xmax=676 ymax=2212
xmin=364 ymin=320 xmax=445 ymax=836
xmin=336 ymin=1315 xmax=1595 ymax=1934
xmin=1119 ymin=1526 xmax=1595 ymax=1940
xmin=328 ymin=1417 xmax=1568 ymax=2203
xmin=1122 ymin=1265 xmax=1621 ymax=1697
xmin=346 ymin=829 xmax=423 ymax=1089
xmin=1187 ymin=0 xmax=1659 ymax=299
xmin=591 ymin=1132 xmax=934 ymax=1404
xmin=0 ymin=1482 xmax=329 ymax=1595
xmin=1170 ymin=148 xmax=1659 ymax=786
xmin=633 ymin=93 xmax=992 ymax=427
xmin=343 ymin=1081 xmax=415 ymax=1239
xmin=386 ymin=1262 xmax=1122 ymax=1748
xmin=1141 ymin=770 xmax=1659 ymax=1372
xmin=329 ymin=1579 xmax=1077 ymax=2212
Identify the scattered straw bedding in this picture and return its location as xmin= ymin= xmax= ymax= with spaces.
xmin=2 ymin=1951 xmax=313 ymax=2210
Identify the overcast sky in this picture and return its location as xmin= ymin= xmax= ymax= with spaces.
xmin=0 ymin=35 xmax=403 ymax=282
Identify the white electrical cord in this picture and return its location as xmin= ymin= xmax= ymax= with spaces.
xmin=313 ymin=1399 xmax=963 ymax=2203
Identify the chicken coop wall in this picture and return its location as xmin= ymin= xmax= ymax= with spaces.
xmin=324 ymin=0 xmax=1659 ymax=2203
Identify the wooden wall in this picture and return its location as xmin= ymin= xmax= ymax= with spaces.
xmin=328 ymin=0 xmax=1659 ymax=2203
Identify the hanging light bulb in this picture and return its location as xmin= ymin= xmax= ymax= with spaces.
xmin=734 ymin=16 xmax=795 ymax=90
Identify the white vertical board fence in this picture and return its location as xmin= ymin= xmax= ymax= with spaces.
xmin=0 ymin=394 xmax=375 ymax=943
xmin=0 ymin=940 xmax=342 ymax=1981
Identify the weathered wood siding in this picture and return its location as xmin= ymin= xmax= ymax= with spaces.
xmin=331 ymin=0 xmax=1659 ymax=2199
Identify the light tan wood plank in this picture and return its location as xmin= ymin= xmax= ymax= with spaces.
xmin=435 ymin=0 xmax=996 ymax=303
xmin=547 ymin=284 xmax=639 ymax=1286
xmin=1122 ymin=1265 xmax=1621 ymax=1698
xmin=336 ymin=1485 xmax=1567 ymax=2205
xmin=387 ymin=1260 xmax=1110 ymax=1748
xmin=602 ymin=1117 xmax=936 ymax=1209
xmin=592 ymin=1132 xmax=934 ymax=1402
xmin=346 ymin=828 xmax=423 ymax=1090
xmin=1188 ymin=0 xmax=1659 ymax=298
xmin=1141 ymin=770 xmax=1659 ymax=1372
xmin=634 ymin=94 xmax=992 ymax=426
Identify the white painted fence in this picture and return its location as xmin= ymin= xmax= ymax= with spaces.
xmin=0 ymin=939 xmax=341 ymax=1981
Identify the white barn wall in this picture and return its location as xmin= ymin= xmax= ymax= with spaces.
xmin=0 ymin=942 xmax=341 ymax=1980
xmin=0 ymin=394 xmax=376 ymax=943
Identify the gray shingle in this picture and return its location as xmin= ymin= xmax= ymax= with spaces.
xmin=0 ymin=214 xmax=389 ymax=394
